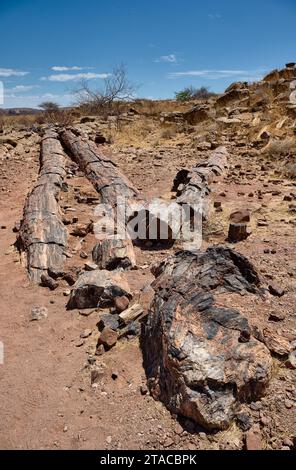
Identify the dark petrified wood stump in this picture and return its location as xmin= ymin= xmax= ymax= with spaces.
xmin=18 ymin=129 xmax=68 ymax=282
xmin=142 ymin=246 xmax=272 ymax=430
xmin=92 ymin=237 xmax=136 ymax=270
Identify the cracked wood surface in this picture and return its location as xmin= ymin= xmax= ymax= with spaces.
xmin=18 ymin=129 xmax=68 ymax=282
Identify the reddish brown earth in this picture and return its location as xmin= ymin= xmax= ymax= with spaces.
xmin=0 ymin=90 xmax=296 ymax=450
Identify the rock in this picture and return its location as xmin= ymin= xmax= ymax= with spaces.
xmin=245 ymin=427 xmax=263 ymax=450
xmin=31 ymin=306 xmax=48 ymax=321
xmin=263 ymin=329 xmax=292 ymax=356
xmin=63 ymin=272 xmax=76 ymax=286
xmin=67 ymin=270 xmax=132 ymax=309
xmin=70 ymin=223 xmax=93 ymax=237
xmin=90 ymin=369 xmax=104 ymax=384
xmin=268 ymin=311 xmax=285 ymax=322
xmin=143 ymin=246 xmax=272 ymax=431
xmin=80 ymin=116 xmax=96 ymax=123
xmin=80 ymin=251 xmax=88 ymax=259
xmin=269 ymin=284 xmax=285 ymax=297
xmin=40 ymin=274 xmax=59 ymax=290
xmin=79 ymin=308 xmax=96 ymax=317
xmin=228 ymin=223 xmax=249 ymax=243
xmin=84 ymin=262 xmax=98 ymax=271
xmin=236 ymin=413 xmax=253 ymax=431
xmin=97 ymin=313 xmax=120 ymax=332
xmin=12 ymin=222 xmax=21 ymax=233
xmin=97 ymin=327 xmax=118 ymax=350
xmin=230 ymin=210 xmax=250 ymax=224
xmin=114 ymin=296 xmax=130 ymax=313
xmin=140 ymin=384 xmax=148 ymax=396
xmin=286 ymin=351 xmax=296 ymax=369
xmin=284 ymin=399 xmax=293 ymax=409
xmin=80 ymin=329 xmax=92 ymax=339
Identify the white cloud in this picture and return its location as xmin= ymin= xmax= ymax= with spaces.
xmin=168 ymin=69 xmax=266 ymax=80
xmin=41 ymin=72 xmax=110 ymax=82
xmin=155 ymin=54 xmax=178 ymax=64
xmin=208 ymin=13 xmax=222 ymax=20
xmin=51 ymin=66 xmax=92 ymax=71
xmin=0 ymin=68 xmax=29 ymax=77
xmin=5 ymin=85 xmax=38 ymax=93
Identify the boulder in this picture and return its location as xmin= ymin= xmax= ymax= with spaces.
xmin=142 ymin=246 xmax=272 ymax=431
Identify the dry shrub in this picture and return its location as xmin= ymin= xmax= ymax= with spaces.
xmin=42 ymin=109 xmax=75 ymax=126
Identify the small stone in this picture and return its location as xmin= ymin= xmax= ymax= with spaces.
xmin=40 ymin=274 xmax=59 ymax=290
xmin=80 ymin=251 xmax=88 ymax=259
xmin=79 ymin=308 xmax=96 ymax=317
xmin=286 ymin=351 xmax=296 ymax=369
xmin=230 ymin=209 xmax=250 ymax=223
xmin=111 ymin=371 xmax=119 ymax=380
xmin=283 ymin=438 xmax=293 ymax=448
xmin=75 ymin=339 xmax=85 ymax=348
xmin=84 ymin=262 xmax=98 ymax=271
xmin=284 ymin=399 xmax=293 ymax=409
xmin=97 ymin=313 xmax=120 ymax=332
xmin=140 ymin=384 xmax=148 ymax=396
xmin=90 ymin=369 xmax=104 ymax=384
xmin=269 ymin=284 xmax=285 ymax=297
xmin=214 ymin=201 xmax=222 ymax=209
xmin=95 ymin=344 xmax=105 ymax=356
xmin=80 ymin=329 xmax=92 ymax=339
xmin=114 ymin=296 xmax=130 ymax=313
xmin=63 ymin=290 xmax=71 ymax=297
xmin=260 ymin=416 xmax=271 ymax=427
xmin=269 ymin=311 xmax=285 ymax=322
xmin=97 ymin=327 xmax=118 ymax=350
xmin=236 ymin=412 xmax=253 ymax=431
xmin=12 ymin=222 xmax=20 ymax=233
xmin=106 ymin=436 xmax=112 ymax=445
xmin=164 ymin=437 xmax=174 ymax=448
xmin=31 ymin=306 xmax=48 ymax=321
xmin=245 ymin=427 xmax=263 ymax=450
xmin=63 ymin=425 xmax=68 ymax=433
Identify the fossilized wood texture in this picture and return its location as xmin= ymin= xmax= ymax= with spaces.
xmin=92 ymin=237 xmax=136 ymax=270
xmin=18 ymin=130 xmax=67 ymax=282
xmin=142 ymin=246 xmax=272 ymax=431
xmin=67 ymin=270 xmax=132 ymax=310
xmin=173 ymin=146 xmax=228 ymax=220
xmin=60 ymin=129 xmax=139 ymax=209
xmin=60 ymin=129 xmax=175 ymax=244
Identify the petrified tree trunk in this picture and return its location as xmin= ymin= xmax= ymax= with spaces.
xmin=60 ymin=129 xmax=176 ymax=245
xmin=142 ymin=246 xmax=272 ymax=431
xmin=173 ymin=146 xmax=229 ymax=221
xmin=92 ymin=237 xmax=136 ymax=270
xmin=18 ymin=129 xmax=68 ymax=282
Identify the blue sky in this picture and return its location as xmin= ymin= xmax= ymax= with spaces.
xmin=0 ymin=0 xmax=296 ymax=108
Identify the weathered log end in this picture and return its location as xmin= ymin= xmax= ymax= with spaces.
xmin=142 ymin=246 xmax=272 ymax=431
xmin=67 ymin=270 xmax=132 ymax=310
xmin=92 ymin=237 xmax=136 ymax=270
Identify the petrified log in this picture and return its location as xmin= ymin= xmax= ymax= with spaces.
xmin=18 ymin=129 xmax=67 ymax=282
xmin=119 ymin=303 xmax=144 ymax=324
xmin=67 ymin=270 xmax=132 ymax=310
xmin=142 ymin=246 xmax=272 ymax=431
xmin=92 ymin=237 xmax=136 ymax=270
xmin=228 ymin=223 xmax=249 ymax=243
xmin=173 ymin=146 xmax=228 ymax=221
xmin=60 ymin=129 xmax=176 ymax=245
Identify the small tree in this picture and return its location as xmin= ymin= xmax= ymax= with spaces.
xmin=175 ymin=86 xmax=215 ymax=102
xmin=76 ymin=64 xmax=136 ymax=117
xmin=39 ymin=101 xmax=60 ymax=112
